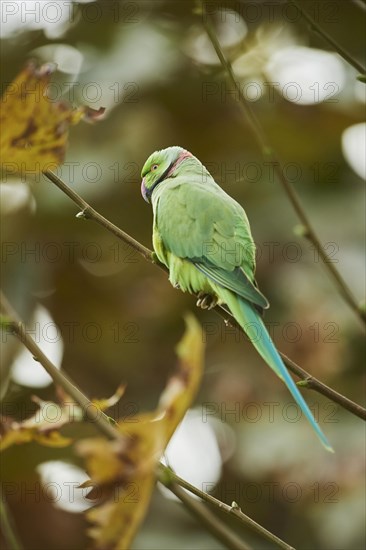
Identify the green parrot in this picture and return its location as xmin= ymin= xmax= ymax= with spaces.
xmin=141 ymin=146 xmax=333 ymax=452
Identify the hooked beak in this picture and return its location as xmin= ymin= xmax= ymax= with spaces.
xmin=141 ymin=159 xmax=178 ymax=204
xmin=141 ymin=177 xmax=150 ymax=203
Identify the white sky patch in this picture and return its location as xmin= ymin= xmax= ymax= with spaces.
xmin=160 ymin=409 xmax=222 ymax=501
xmin=36 ymin=460 xmax=92 ymax=513
xmin=342 ymin=123 xmax=366 ymax=181
xmin=32 ymin=44 xmax=84 ymax=75
xmin=0 ymin=0 xmax=96 ymax=39
xmin=11 ymin=305 xmax=64 ymax=388
xmin=354 ymin=80 xmax=366 ymax=104
xmin=266 ymin=46 xmax=346 ymax=105
xmin=0 ymin=182 xmax=36 ymax=215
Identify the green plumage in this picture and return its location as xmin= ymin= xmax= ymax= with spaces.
xmin=141 ymin=146 xmax=333 ymax=452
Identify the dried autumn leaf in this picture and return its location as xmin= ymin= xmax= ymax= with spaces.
xmin=0 ymin=62 xmax=105 ymax=174
xmin=156 ymin=312 xmax=205 ymax=443
xmin=77 ymin=314 xmax=204 ymax=550
xmin=92 ymin=385 xmax=126 ymax=412
xmin=0 ymin=385 xmax=126 ymax=453
xmin=0 ymin=397 xmax=78 ymax=451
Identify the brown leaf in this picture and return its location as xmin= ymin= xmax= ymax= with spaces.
xmin=0 ymin=62 xmax=105 ymax=174
xmin=1 ymin=400 xmax=71 ymax=449
xmin=77 ymin=314 xmax=204 ymax=549
xmin=0 ymin=383 xmax=129 ymax=453
xmin=0 ymin=396 xmax=82 ymax=451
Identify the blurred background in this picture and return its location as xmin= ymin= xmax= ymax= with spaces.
xmin=1 ymin=1 xmax=365 ymax=549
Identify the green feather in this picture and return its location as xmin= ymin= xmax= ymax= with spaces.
xmin=142 ymin=146 xmax=333 ymax=452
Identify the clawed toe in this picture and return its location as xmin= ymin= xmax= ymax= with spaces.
xmin=196 ymin=292 xmax=217 ymax=310
xmin=207 ymin=296 xmax=218 ymax=310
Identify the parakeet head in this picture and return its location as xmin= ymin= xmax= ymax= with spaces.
xmin=140 ymin=146 xmax=193 ymax=203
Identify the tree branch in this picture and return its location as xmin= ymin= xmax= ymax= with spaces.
xmin=213 ymin=308 xmax=366 ymax=421
xmin=1 ymin=288 xmax=300 ymax=548
xmin=350 ymin=0 xmax=366 ymax=15
xmin=158 ymin=465 xmax=295 ymax=550
xmin=164 ymin=481 xmax=253 ymax=550
xmin=0 ymin=492 xmax=23 ymax=550
xmin=44 ymin=170 xmax=153 ymax=264
xmin=280 ymin=351 xmax=366 ymax=420
xmin=43 ymin=170 xmax=366 ymax=421
xmin=288 ymin=0 xmax=366 ymax=76
xmin=0 ymin=291 xmax=118 ymax=441
xmin=201 ymin=8 xmax=366 ymax=327
xmin=0 ymin=290 xmax=263 ymax=550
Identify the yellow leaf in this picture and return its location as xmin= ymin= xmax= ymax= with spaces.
xmin=0 ymin=397 xmax=79 ymax=451
xmin=32 ymin=431 xmax=73 ymax=448
xmin=0 ymin=62 xmax=104 ymax=174
xmin=77 ymin=438 xmax=128 ymax=486
xmin=0 ymin=424 xmax=72 ymax=451
xmin=157 ymin=313 xmax=205 ymax=443
xmin=92 ymin=385 xmax=126 ymax=412
xmin=77 ymin=314 xmax=204 ymax=549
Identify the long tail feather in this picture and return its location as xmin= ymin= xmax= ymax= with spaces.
xmin=220 ymin=289 xmax=334 ymax=452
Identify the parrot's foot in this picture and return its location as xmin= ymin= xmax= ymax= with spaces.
xmin=196 ymin=292 xmax=218 ymax=310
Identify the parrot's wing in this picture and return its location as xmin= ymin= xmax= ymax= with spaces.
xmin=155 ymin=179 xmax=269 ymax=309
xmin=192 ymin=261 xmax=269 ymax=309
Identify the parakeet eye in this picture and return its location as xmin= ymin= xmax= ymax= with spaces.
xmin=151 ymin=164 xmax=159 ymax=171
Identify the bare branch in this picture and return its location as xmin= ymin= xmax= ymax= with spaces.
xmin=288 ymin=0 xmax=366 ymax=76
xmin=213 ymin=308 xmax=366 ymax=421
xmin=201 ymin=8 xmax=366 ymax=327
xmin=164 ymin=480 xmax=253 ymax=550
xmin=159 ymin=465 xmax=295 ymax=550
xmin=0 ymin=290 xmax=257 ymax=550
xmin=0 ymin=492 xmax=23 ymax=550
xmin=281 ymin=351 xmax=366 ymax=421
xmin=42 ymin=170 xmax=366 ymax=422
xmin=44 ymin=170 xmax=153 ymax=264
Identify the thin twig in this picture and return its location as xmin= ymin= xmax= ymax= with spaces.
xmin=350 ymin=0 xmax=366 ymax=13
xmin=166 ymin=482 xmax=252 ymax=550
xmin=0 ymin=291 xmax=118 ymax=441
xmin=43 ymin=170 xmax=366 ymax=421
xmin=201 ymin=9 xmax=366 ymax=327
xmin=44 ymin=170 xmax=153 ymax=264
xmin=288 ymin=0 xmax=366 ymax=75
xmin=158 ymin=465 xmax=295 ymax=550
xmin=213 ymin=308 xmax=366 ymax=421
xmin=2 ymin=289 xmax=293 ymax=550
xmin=0 ymin=492 xmax=23 ymax=550
xmin=280 ymin=351 xmax=366 ymax=421
xmin=0 ymin=291 xmax=257 ymax=550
